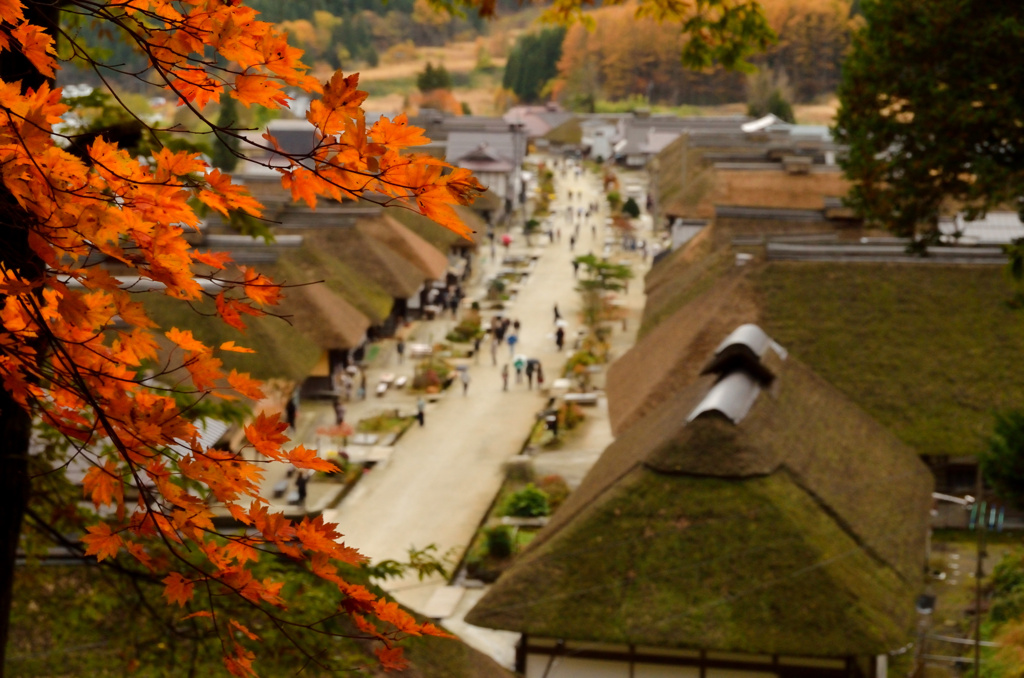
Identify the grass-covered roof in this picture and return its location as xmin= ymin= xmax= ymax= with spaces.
xmin=359 ymin=214 xmax=449 ymax=280
xmin=754 ymin=262 xmax=1024 ymax=457
xmin=142 ymin=291 xmax=322 ymax=382
xmin=388 ymin=206 xmax=480 ymax=251
xmin=467 ymin=353 xmax=931 ymax=656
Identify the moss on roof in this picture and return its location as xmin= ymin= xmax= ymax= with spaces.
xmin=470 ymin=349 xmax=931 ymax=655
xmin=754 ymin=262 xmax=1024 ymax=457
xmin=272 ymin=244 xmax=393 ymax=325
xmin=142 ymin=292 xmax=320 ymax=382
xmin=388 ymin=206 xmax=480 ymax=251
xmin=544 ymin=118 xmax=582 ymax=146
xmin=467 ymin=469 xmax=918 ymax=657
xmin=359 ymin=214 xmax=450 ymax=280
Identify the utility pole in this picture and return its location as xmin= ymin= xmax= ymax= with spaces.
xmin=974 ymin=468 xmax=985 ymax=678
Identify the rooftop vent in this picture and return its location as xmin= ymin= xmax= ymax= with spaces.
xmin=687 ymin=370 xmax=761 ymax=424
xmin=690 ymin=324 xmax=787 ymax=425
xmin=701 ymin=323 xmax=787 ymax=381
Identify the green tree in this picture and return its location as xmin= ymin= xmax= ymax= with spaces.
xmin=416 ymin=61 xmax=452 ymax=92
xmin=834 ymin=0 xmax=1024 ymax=242
xmin=502 ymin=27 xmax=566 ymax=102
xmin=622 ymin=197 xmax=640 ymax=219
xmin=746 ymin=67 xmax=794 ymax=123
xmin=981 ymin=411 xmax=1024 ymax=510
xmin=210 ymin=95 xmax=241 ymax=171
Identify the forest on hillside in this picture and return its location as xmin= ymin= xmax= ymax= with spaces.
xmin=505 ymin=0 xmax=853 ymax=108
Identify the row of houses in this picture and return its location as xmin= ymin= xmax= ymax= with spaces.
xmin=463 ymin=110 xmax=950 ymax=677
xmin=467 ymin=318 xmax=932 ymax=676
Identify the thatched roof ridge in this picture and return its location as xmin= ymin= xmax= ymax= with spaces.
xmin=280 ymin=280 xmax=369 ymax=350
xmin=466 ymin=349 xmax=931 ymax=656
xmin=607 ymin=266 xmax=759 ymax=437
xmin=142 ymin=293 xmax=320 ymax=381
xmin=389 ymin=206 xmax=480 ymax=251
xmin=358 ymin=214 xmax=449 ymax=281
xmin=306 ymin=226 xmax=424 ymax=301
xmin=271 ymin=242 xmax=393 ymax=325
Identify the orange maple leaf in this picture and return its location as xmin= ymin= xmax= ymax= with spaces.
xmin=82 ymin=460 xmax=123 ymax=508
xmin=227 ymin=369 xmax=264 ymax=400
xmin=374 ymin=646 xmax=409 ymax=672
xmin=162 ymin=572 xmax=195 ymax=607
xmin=11 ymin=21 xmax=57 ymax=78
xmin=166 ymin=327 xmax=208 ymax=353
xmin=306 ymin=71 xmax=367 ymax=136
xmin=232 ymin=72 xmax=290 ymax=109
xmin=219 ymin=341 xmax=255 ymax=354
xmin=245 ymin=411 xmax=289 ymax=458
xmin=192 ymin=250 xmax=233 ymax=269
xmin=369 ymin=114 xmax=429 ymax=150
xmin=0 ymin=0 xmax=26 ymax=24
xmin=286 ymin=445 xmax=338 ymax=473
xmin=229 ymin=619 xmax=261 ymax=641
xmin=82 ymin=523 xmax=123 ymax=562
xmin=241 ymin=266 xmax=281 ymax=306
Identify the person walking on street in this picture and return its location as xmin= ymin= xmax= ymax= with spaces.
xmin=490 ymin=337 xmax=498 ymax=366
xmin=416 ymin=397 xmax=426 ymax=427
xmin=514 ymin=355 xmax=524 ymax=383
xmin=460 ymin=369 xmax=471 ymax=396
xmin=569 ymin=235 xmax=576 ymax=251
xmin=295 ymin=470 xmax=309 ymax=510
xmin=556 ymin=326 xmax=565 ymax=351
xmin=525 ymin=360 xmax=535 ymax=389
xmin=507 ymin=332 xmax=518 ymax=358
xmin=501 ymin=364 xmax=509 ymax=391
xmin=553 ymin=304 xmax=561 ymax=324
xmin=396 ymin=339 xmax=405 ymax=364
xmin=572 ymin=259 xmax=579 ymax=278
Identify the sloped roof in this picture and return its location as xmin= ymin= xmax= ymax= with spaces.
xmin=272 ymin=238 xmax=394 ymax=325
xmin=446 ymin=131 xmax=520 ymax=169
xmin=466 ymin=338 xmax=932 ymax=657
xmin=454 ymin=143 xmax=516 ymax=173
xmin=358 ymin=213 xmax=449 ymax=280
xmin=306 ymin=224 xmax=426 ymax=301
xmin=389 ymin=205 xmax=480 ymax=250
xmin=268 ymin=258 xmax=370 ymax=349
xmin=142 ymin=292 xmax=321 ymax=382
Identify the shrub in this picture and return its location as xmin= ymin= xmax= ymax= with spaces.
xmin=446 ymin=313 xmax=483 ymax=343
xmin=559 ymin=402 xmax=585 ymax=431
xmin=537 ymin=475 xmax=570 ymax=511
xmin=484 ymin=526 xmax=515 ymax=559
xmin=564 ymin=350 xmax=599 ymax=376
xmin=501 ymin=483 xmax=550 ymax=518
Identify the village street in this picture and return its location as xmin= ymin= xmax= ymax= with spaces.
xmin=315 ymin=158 xmax=651 ymax=659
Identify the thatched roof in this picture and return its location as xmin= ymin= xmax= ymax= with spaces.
xmin=142 ymin=292 xmax=321 ymax=382
xmin=271 ymin=241 xmax=394 ymax=325
xmin=306 ymin=224 xmax=425 ymax=301
xmin=359 ymin=214 xmax=449 ymax=281
xmin=466 ymin=336 xmax=932 ymax=657
xmin=544 ymin=118 xmax=582 ymax=146
xmin=278 ymin=280 xmax=369 ymax=350
xmin=389 ymin=205 xmax=480 ymax=251
xmin=612 ymin=253 xmax=761 ymax=435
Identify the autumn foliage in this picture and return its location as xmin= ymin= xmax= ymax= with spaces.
xmin=0 ymin=0 xmax=480 ymax=674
